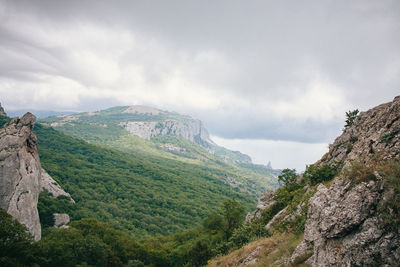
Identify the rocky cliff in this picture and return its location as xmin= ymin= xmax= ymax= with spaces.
xmin=0 ymin=113 xmax=73 ymax=240
xmin=238 ymin=96 xmax=400 ymax=266
xmin=120 ymin=118 xmax=215 ymax=148
xmin=290 ymin=96 xmax=400 ymax=266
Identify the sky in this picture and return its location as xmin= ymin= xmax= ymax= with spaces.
xmin=1 ymin=0 xmax=399 ymax=171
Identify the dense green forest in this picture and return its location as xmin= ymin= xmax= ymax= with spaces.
xmin=34 ymin=124 xmax=256 ymax=237
xmin=40 ymin=106 xmax=279 ymax=196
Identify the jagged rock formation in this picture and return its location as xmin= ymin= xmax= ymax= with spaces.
xmin=290 ymin=96 xmax=400 ymax=266
xmin=41 ymin=168 xmax=74 ymax=203
xmin=53 ymin=213 xmax=70 ymax=228
xmin=119 ymin=118 xmax=215 ymax=148
xmin=0 ymin=113 xmax=73 ymax=240
xmin=0 ymin=113 xmax=42 ymax=240
xmin=0 ymin=103 xmax=6 ymax=117
xmin=319 ymin=95 xmax=400 ymax=166
xmin=245 ymin=190 xmax=277 ymax=224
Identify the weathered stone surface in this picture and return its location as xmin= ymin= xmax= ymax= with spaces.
xmin=289 ymin=96 xmax=400 ymax=266
xmin=245 ymin=189 xmax=277 ymax=224
xmin=119 ymin=118 xmax=215 ymax=148
xmin=41 ymin=168 xmax=75 ymax=203
xmin=318 ymin=95 xmax=400 ymax=167
xmin=291 ymin=177 xmax=400 ymax=266
xmin=53 ymin=213 xmax=70 ymax=228
xmin=0 ymin=113 xmax=41 ymax=240
xmin=239 ymin=246 xmax=262 ymax=267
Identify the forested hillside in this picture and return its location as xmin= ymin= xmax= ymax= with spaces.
xmin=34 ymin=123 xmax=256 ymax=237
xmin=40 ymin=106 xmax=279 ymax=196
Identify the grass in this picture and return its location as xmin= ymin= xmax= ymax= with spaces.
xmin=207 ymin=233 xmax=303 ymax=267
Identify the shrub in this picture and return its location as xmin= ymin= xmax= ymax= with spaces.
xmin=380 ymin=159 xmax=400 ymax=231
xmin=343 ymin=160 xmax=377 ymax=184
xmin=304 ymin=163 xmax=341 ymax=185
xmin=278 ymin=169 xmax=298 ymax=189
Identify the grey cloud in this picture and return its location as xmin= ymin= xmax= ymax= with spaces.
xmin=0 ymin=0 xmax=399 ymax=143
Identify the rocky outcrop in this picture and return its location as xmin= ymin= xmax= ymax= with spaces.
xmin=291 ymin=177 xmax=399 ymax=266
xmin=120 ymin=119 xmax=215 ymax=148
xmin=319 ymin=96 xmax=400 ymax=167
xmin=0 ymin=103 xmax=6 ymax=117
xmin=0 ymin=113 xmax=42 ymax=240
xmin=53 ymin=213 xmax=70 ymax=228
xmin=0 ymin=113 xmax=73 ymax=241
xmin=245 ymin=190 xmax=277 ymax=224
xmin=41 ymin=168 xmax=74 ymax=203
xmin=290 ymin=96 xmax=400 ymax=266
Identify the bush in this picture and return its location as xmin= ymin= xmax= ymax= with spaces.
xmin=380 ymin=159 xmax=400 ymax=231
xmin=304 ymin=163 xmax=341 ymax=185
xmin=278 ymin=169 xmax=297 ymax=189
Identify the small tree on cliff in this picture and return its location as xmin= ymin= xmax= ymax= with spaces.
xmin=278 ymin=168 xmax=297 ymax=188
xmin=344 ymin=109 xmax=359 ymax=130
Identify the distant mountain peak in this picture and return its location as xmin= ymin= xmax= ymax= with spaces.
xmin=122 ymin=105 xmax=161 ymax=115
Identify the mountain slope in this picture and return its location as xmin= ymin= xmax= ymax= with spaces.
xmin=40 ymin=105 xmax=279 ymax=196
xmin=209 ymin=96 xmax=400 ymax=266
xmin=34 ymin=123 xmax=257 ymax=237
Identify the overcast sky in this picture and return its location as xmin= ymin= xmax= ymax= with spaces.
xmin=1 ymin=0 xmax=399 ymax=170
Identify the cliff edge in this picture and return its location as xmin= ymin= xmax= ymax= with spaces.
xmin=0 ymin=112 xmax=74 ymax=240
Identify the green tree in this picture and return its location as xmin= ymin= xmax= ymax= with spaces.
xmin=222 ymin=199 xmax=245 ymax=239
xmin=344 ymin=109 xmax=359 ymax=129
xmin=0 ymin=208 xmax=34 ymax=266
xmin=188 ymin=240 xmax=212 ymax=267
xmin=277 ymin=168 xmax=297 ymax=188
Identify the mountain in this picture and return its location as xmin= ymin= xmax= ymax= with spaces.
xmin=209 ymin=96 xmax=400 ymax=266
xmin=33 ymin=123 xmax=258 ymax=236
xmin=40 ymin=105 xmax=279 ymax=196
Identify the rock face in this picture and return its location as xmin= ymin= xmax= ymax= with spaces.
xmin=0 ymin=113 xmax=73 ymax=240
xmin=120 ymin=119 xmax=215 ymax=148
xmin=41 ymin=168 xmax=74 ymax=203
xmin=53 ymin=213 xmax=70 ymax=228
xmin=0 ymin=113 xmax=42 ymax=240
xmin=290 ymin=96 xmax=400 ymax=266
xmin=319 ymin=96 xmax=400 ymax=166
xmin=245 ymin=190 xmax=277 ymax=224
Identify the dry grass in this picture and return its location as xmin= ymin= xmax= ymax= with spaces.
xmin=207 ymin=233 xmax=303 ymax=267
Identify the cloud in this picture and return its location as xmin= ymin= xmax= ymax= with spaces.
xmin=0 ymin=0 xmax=399 ymax=150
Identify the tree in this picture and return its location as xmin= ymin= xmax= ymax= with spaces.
xmin=222 ymin=199 xmax=245 ymax=239
xmin=188 ymin=240 xmax=212 ymax=267
xmin=344 ymin=109 xmax=359 ymax=129
xmin=0 ymin=208 xmax=34 ymax=266
xmin=277 ymin=168 xmax=297 ymax=188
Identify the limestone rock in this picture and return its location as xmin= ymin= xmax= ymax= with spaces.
xmin=290 ymin=177 xmax=400 ymax=266
xmin=41 ymin=168 xmax=75 ymax=203
xmin=289 ymin=96 xmax=400 ymax=266
xmin=119 ymin=118 xmax=215 ymax=148
xmin=245 ymin=190 xmax=277 ymax=224
xmin=0 ymin=113 xmax=41 ymax=240
xmin=53 ymin=213 xmax=70 ymax=228
xmin=318 ymin=95 xmax=400 ymax=167
xmin=239 ymin=246 xmax=262 ymax=267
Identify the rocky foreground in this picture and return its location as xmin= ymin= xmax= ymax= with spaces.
xmin=214 ymin=96 xmax=400 ymax=266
